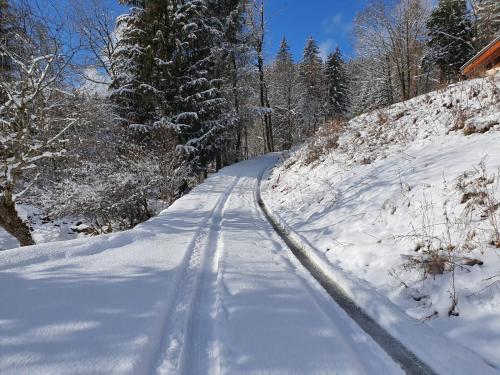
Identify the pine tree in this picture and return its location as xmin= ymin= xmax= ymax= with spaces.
xmin=111 ymin=0 xmax=240 ymax=173
xmin=472 ymin=0 xmax=500 ymax=48
xmin=298 ymin=37 xmax=325 ymax=137
xmin=269 ymin=37 xmax=299 ymax=150
xmin=110 ymin=0 xmax=173 ymax=130
xmin=349 ymin=56 xmax=394 ymax=115
xmin=205 ymin=0 xmax=246 ymax=165
xmin=427 ymin=0 xmax=474 ymax=82
xmin=171 ymin=0 xmax=232 ymax=171
xmin=325 ymin=47 xmax=349 ymax=119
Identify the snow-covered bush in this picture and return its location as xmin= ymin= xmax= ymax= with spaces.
xmin=401 ymin=161 xmax=499 ymax=278
xmin=27 ymin=97 xmax=190 ymax=234
xmin=396 ymin=160 xmax=499 ymax=317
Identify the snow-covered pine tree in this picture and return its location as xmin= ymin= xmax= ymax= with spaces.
xmin=110 ymin=0 xmax=173 ymax=131
xmin=171 ymin=0 xmax=233 ymax=172
xmin=325 ymin=47 xmax=349 ymax=119
xmin=348 ymin=56 xmax=394 ymax=116
xmin=269 ymin=37 xmax=299 ymax=150
xmin=471 ymin=0 xmax=500 ymax=49
xmin=112 ymin=0 xmax=241 ymax=173
xmin=427 ymin=0 xmax=474 ymax=82
xmin=206 ymin=0 xmax=247 ymax=165
xmin=298 ymin=37 xmax=325 ymax=137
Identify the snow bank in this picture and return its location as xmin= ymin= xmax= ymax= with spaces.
xmin=263 ymin=75 xmax=500 ymax=369
xmin=0 ymin=170 xmax=233 ymax=374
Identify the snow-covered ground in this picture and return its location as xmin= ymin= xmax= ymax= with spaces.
xmin=0 ymin=227 xmax=19 ymax=250
xmin=1 ymin=77 xmax=499 ymax=375
xmin=263 ymin=75 xmax=500 ymax=370
xmin=1 ymin=155 xmax=410 ymax=375
xmin=0 ymin=205 xmax=91 ymax=251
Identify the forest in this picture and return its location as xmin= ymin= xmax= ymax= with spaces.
xmin=0 ymin=0 xmax=499 ymax=246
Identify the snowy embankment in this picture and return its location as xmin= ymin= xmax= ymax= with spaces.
xmin=263 ymin=75 xmax=500 ymax=369
xmin=0 ymin=185 xmax=220 ymax=374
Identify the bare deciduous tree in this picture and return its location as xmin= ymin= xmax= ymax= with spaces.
xmin=0 ymin=2 xmax=77 ymax=245
xmin=71 ymin=0 xmax=117 ymax=84
xmin=246 ymin=0 xmax=274 ymax=153
xmin=353 ymin=0 xmax=429 ymax=106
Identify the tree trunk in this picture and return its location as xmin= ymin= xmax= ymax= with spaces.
xmin=264 ymin=84 xmax=274 ymax=152
xmin=215 ymin=151 xmax=223 ymax=171
xmin=232 ymin=53 xmax=242 ymax=162
xmin=0 ymin=198 xmax=35 ymax=247
xmin=244 ymin=123 xmax=248 ymax=159
xmin=256 ymin=2 xmax=274 ymax=153
xmin=285 ymin=92 xmax=293 ymax=150
xmin=405 ymin=19 xmax=411 ymax=100
xmin=258 ymin=56 xmax=273 ymax=152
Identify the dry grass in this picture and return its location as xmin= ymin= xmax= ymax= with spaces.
xmin=463 ymin=121 xmax=497 ymax=135
xmin=450 ymin=109 xmax=467 ymax=131
xmin=456 ymin=161 xmax=500 ymax=247
xmin=376 ymin=110 xmax=389 ymax=125
xmin=303 ymin=119 xmax=345 ymax=166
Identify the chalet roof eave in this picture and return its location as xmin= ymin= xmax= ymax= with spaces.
xmin=461 ymin=35 xmax=500 ymax=72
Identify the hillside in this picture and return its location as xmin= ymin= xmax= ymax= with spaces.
xmin=263 ymin=75 xmax=500 ymax=368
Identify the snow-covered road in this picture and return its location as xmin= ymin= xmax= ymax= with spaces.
xmin=1 ymin=155 xmax=404 ymax=375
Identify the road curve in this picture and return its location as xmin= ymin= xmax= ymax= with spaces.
xmin=256 ymin=157 xmax=437 ymax=375
xmin=0 ymin=154 xmax=417 ymax=375
xmin=153 ymin=154 xmax=405 ymax=375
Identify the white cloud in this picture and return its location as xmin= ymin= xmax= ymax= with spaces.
xmin=319 ymin=39 xmax=336 ymax=61
xmin=78 ymin=68 xmax=110 ymax=97
xmin=322 ymin=13 xmax=343 ymax=34
xmin=322 ymin=12 xmax=353 ymax=37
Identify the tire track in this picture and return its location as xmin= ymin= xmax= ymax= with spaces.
xmin=255 ymin=166 xmax=437 ymax=375
xmin=153 ymin=173 xmax=241 ymax=375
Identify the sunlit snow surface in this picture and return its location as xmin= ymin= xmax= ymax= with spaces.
xmin=263 ymin=75 xmax=500 ymax=371
xmin=0 ymin=155 xmax=403 ymax=375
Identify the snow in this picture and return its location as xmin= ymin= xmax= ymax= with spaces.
xmin=2 ymin=74 xmax=499 ymax=373
xmin=0 ymin=227 xmax=18 ymax=251
xmin=263 ymin=75 xmax=500 ymax=370
xmin=0 ymin=205 xmax=93 ymax=251
xmin=0 ymin=155 xmax=404 ymax=375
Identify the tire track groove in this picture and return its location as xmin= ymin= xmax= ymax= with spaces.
xmin=255 ymin=167 xmax=437 ymax=375
xmin=153 ymin=174 xmax=240 ymax=375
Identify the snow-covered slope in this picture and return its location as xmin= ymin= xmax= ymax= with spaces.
xmin=263 ymin=75 xmax=500 ymax=369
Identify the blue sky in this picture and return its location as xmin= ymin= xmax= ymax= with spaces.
xmin=266 ymin=0 xmax=368 ymax=62
xmin=45 ymin=0 xmax=367 ymax=63
xmin=101 ymin=0 xmax=367 ymax=62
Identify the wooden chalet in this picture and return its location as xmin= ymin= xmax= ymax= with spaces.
xmin=461 ymin=36 xmax=500 ymax=78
